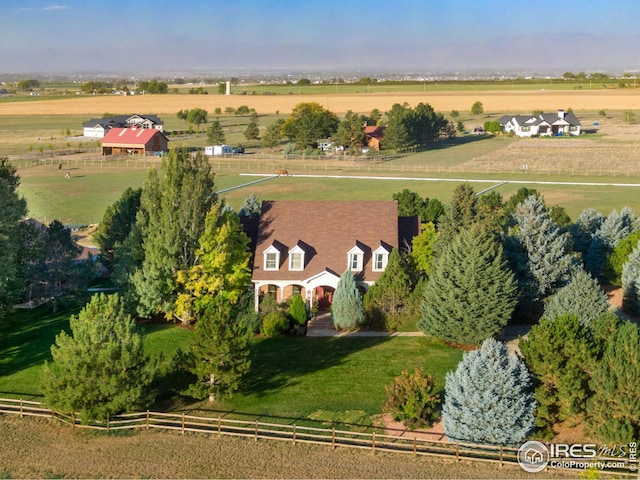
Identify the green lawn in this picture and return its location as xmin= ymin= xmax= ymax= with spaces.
xmin=0 ymin=306 xmax=462 ymax=428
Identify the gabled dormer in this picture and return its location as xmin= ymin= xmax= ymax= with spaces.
xmin=263 ymin=243 xmax=281 ymax=271
xmin=372 ymin=244 xmax=392 ymax=272
xmin=288 ymin=243 xmax=306 ymax=271
xmin=347 ymin=244 xmax=365 ymax=272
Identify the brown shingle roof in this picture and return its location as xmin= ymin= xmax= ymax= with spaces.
xmin=252 ymin=200 xmax=399 ymax=282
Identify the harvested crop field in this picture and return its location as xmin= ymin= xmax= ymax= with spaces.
xmin=3 ymin=89 xmax=640 ymax=115
xmin=0 ymin=416 xmax=572 ymax=479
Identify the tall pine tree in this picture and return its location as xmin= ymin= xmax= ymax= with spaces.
xmin=419 ymin=224 xmax=517 ymax=345
xmin=505 ymin=194 xmax=576 ymax=306
xmin=443 ymin=338 xmax=536 ymax=445
xmin=587 ymin=321 xmax=640 ymax=443
xmin=519 ymin=315 xmax=598 ymax=437
xmin=0 ymin=157 xmax=28 ymax=314
xmin=622 ymin=241 xmax=640 ymax=315
xmin=187 ymin=298 xmax=252 ymax=402
xmin=130 ymin=148 xmax=216 ymax=319
xmin=41 ymin=293 xmax=157 ymax=421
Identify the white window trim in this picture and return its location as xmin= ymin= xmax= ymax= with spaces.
xmin=372 ymin=245 xmax=390 ymax=272
xmin=347 ymin=245 xmax=365 ymax=272
xmin=263 ymin=245 xmax=280 ymax=271
xmin=288 ymin=244 xmax=305 ymax=271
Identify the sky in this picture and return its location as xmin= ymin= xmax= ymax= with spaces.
xmin=2 ymin=0 xmax=640 ymax=75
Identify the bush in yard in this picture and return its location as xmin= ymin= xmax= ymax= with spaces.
xmin=261 ymin=311 xmax=290 ymax=337
xmin=604 ymin=231 xmax=640 ymax=286
xmin=332 ymin=270 xmax=364 ymax=330
xmin=443 ymin=338 xmax=536 ymax=445
xmin=288 ymin=294 xmax=307 ymax=326
xmin=384 ymin=368 xmax=440 ymax=430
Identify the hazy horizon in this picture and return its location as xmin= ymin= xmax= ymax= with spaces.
xmin=2 ymin=1 xmax=639 ymax=75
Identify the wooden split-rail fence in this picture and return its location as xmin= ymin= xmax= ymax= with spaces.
xmin=0 ymin=397 xmax=636 ymax=477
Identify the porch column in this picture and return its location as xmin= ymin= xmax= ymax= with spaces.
xmin=254 ymin=283 xmax=260 ymax=312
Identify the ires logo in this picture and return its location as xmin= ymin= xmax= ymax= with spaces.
xmin=518 ymin=441 xmax=550 ymax=473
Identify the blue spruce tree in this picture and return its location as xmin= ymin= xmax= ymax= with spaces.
xmin=331 ymin=270 xmax=364 ymax=330
xmin=622 ymin=241 xmax=640 ymax=316
xmin=443 ymin=338 xmax=536 ymax=445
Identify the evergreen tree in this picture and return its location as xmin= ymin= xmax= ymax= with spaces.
xmin=331 ymin=270 xmax=364 ymax=330
xmin=175 ymin=207 xmax=251 ymax=323
xmin=504 ymin=187 xmax=539 ymax=218
xmin=519 ymin=315 xmax=598 ymax=437
xmin=0 ymin=157 xmax=28 ymax=314
xmin=587 ymin=321 xmax=640 ymax=443
xmin=187 ymin=297 xmax=252 ymax=402
xmin=261 ymin=119 xmax=284 ymax=150
xmin=622 ymin=242 xmax=640 ymax=315
xmin=38 ymin=220 xmax=93 ymax=312
xmin=381 ymin=104 xmax=411 ymax=151
xmin=280 ymin=102 xmax=339 ymax=149
xmin=443 ymin=338 xmax=536 ymax=445
xmin=93 ymin=187 xmax=141 ymax=270
xmin=569 ymin=208 xmax=604 ymax=259
xmin=505 ymin=195 xmax=576 ymax=306
xmin=585 ymin=207 xmax=640 ymax=279
xmin=207 ymin=118 xmax=226 ymax=144
xmin=41 ymin=293 xmax=157 ymax=421
xmin=423 ymin=198 xmax=445 ymax=225
xmin=392 ymin=189 xmax=428 ymax=220
xmin=437 ymin=183 xmax=479 ymax=246
xmin=364 ymin=248 xmax=413 ymax=330
xmin=419 ymin=224 xmax=517 ymax=345
xmin=243 ymin=112 xmax=260 ymax=142
xmin=332 ymin=110 xmax=367 ymax=153
xmin=384 ymin=368 xmax=440 ymax=429
xmin=542 ymin=269 xmax=610 ymax=327
xmin=130 ymin=148 xmax=216 ymax=319
xmin=603 ymin=231 xmax=640 ymax=286
xmin=239 ymin=193 xmax=262 ymax=217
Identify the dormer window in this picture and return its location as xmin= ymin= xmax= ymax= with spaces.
xmin=263 ymin=244 xmax=281 ymax=271
xmin=372 ymin=245 xmax=391 ymax=272
xmin=347 ymin=245 xmax=365 ymax=272
xmin=288 ymin=244 xmax=305 ymax=271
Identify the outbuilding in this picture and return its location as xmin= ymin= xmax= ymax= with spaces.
xmin=101 ymin=128 xmax=169 ymax=155
xmin=205 ymin=145 xmax=233 ymax=156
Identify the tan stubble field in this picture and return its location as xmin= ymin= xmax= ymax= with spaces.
xmin=2 ymin=89 xmax=640 ymax=116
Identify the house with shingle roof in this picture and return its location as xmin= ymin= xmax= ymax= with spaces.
xmin=101 ymin=127 xmax=169 ymax=155
xmin=500 ymin=110 xmax=581 ymax=137
xmin=250 ymin=200 xmax=419 ymax=311
xmin=364 ymin=125 xmax=386 ymax=150
xmin=83 ymin=114 xmax=164 ymax=138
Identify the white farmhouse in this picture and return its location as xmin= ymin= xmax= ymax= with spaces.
xmin=499 ymin=110 xmax=581 ymax=137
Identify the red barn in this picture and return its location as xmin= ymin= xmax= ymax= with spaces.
xmin=101 ymin=127 xmax=169 ymax=155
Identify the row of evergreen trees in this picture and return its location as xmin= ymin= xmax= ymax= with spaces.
xmin=332 ymin=184 xmax=640 ymax=443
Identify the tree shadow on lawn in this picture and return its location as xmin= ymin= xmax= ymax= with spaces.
xmin=0 ymin=306 xmax=73 ymax=383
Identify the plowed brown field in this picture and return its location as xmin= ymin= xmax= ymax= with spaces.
xmin=2 ymin=89 xmax=640 ymax=116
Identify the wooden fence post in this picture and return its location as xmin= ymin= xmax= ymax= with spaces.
xmin=107 ymin=415 xmax=110 ymax=432
xmin=254 ymin=420 xmax=258 ymax=442
xmin=499 ymin=445 xmax=503 ymax=467
xmin=372 ymin=432 xmax=376 ymax=453
xmin=72 ymin=413 xmax=75 ymax=428
xmin=19 ymin=399 xmax=23 ymax=417
xmin=331 ymin=428 xmax=335 ymax=450
xmin=181 ymin=413 xmax=185 ymax=435
xmin=217 ymin=416 xmax=221 ymax=436
xmin=455 ymin=442 xmax=459 ymax=462
xmin=292 ymin=425 xmax=296 ymax=445
xmin=146 ymin=410 xmax=149 ymax=430
xmin=413 ymin=437 xmax=417 ymax=455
